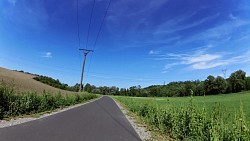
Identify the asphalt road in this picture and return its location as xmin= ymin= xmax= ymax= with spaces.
xmin=0 ymin=96 xmax=141 ymax=141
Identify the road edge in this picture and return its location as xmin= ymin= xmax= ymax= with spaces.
xmin=112 ymin=97 xmax=151 ymax=141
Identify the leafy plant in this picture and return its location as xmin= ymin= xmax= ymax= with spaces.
xmin=0 ymin=81 xmax=98 ymax=120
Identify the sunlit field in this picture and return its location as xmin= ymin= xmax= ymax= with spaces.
xmin=125 ymin=91 xmax=250 ymax=121
xmin=114 ymin=91 xmax=250 ymax=140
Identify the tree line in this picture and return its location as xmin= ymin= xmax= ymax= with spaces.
xmin=31 ymin=69 xmax=250 ymax=97
xmin=84 ymin=70 xmax=250 ymax=97
xmin=33 ymin=76 xmax=80 ymax=92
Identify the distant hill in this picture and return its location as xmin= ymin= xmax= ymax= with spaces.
xmin=0 ymin=67 xmax=76 ymax=95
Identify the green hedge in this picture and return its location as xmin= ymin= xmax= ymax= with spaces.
xmin=0 ymin=82 xmax=98 ymax=119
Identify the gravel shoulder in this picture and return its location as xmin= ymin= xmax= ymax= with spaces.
xmin=113 ymin=98 xmax=151 ymax=141
xmin=0 ymin=97 xmax=101 ymax=128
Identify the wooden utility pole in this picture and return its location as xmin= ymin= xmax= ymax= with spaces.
xmin=79 ymin=49 xmax=94 ymax=92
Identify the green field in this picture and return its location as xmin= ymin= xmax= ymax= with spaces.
xmin=113 ymin=91 xmax=250 ymax=140
xmin=123 ymin=91 xmax=250 ymax=121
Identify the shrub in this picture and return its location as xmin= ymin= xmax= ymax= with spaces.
xmin=0 ymin=81 xmax=98 ymax=120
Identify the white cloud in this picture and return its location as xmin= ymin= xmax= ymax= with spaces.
xmin=156 ymin=48 xmax=250 ymax=72
xmin=43 ymin=52 xmax=52 ymax=58
xmin=161 ymin=53 xmax=224 ymax=70
xmin=182 ymin=54 xmax=221 ymax=64
xmin=149 ymin=50 xmax=160 ymax=55
xmin=192 ymin=62 xmax=226 ymax=70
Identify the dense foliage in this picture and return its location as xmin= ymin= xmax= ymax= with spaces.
xmin=33 ymin=76 xmax=80 ymax=92
xmin=114 ymin=96 xmax=250 ymax=140
xmin=85 ymin=70 xmax=250 ymax=97
xmin=0 ymin=82 xmax=98 ymax=119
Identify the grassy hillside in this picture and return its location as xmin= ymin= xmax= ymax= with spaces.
xmin=0 ymin=67 xmax=75 ymax=95
xmin=0 ymin=81 xmax=99 ymax=120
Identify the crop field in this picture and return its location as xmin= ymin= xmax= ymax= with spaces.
xmin=113 ymin=92 xmax=250 ymax=140
xmin=123 ymin=91 xmax=250 ymax=121
xmin=0 ymin=67 xmax=76 ymax=95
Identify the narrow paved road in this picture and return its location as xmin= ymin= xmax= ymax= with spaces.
xmin=0 ymin=96 xmax=141 ymax=141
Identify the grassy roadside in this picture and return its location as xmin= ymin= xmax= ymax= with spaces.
xmin=0 ymin=81 xmax=99 ymax=120
xmin=112 ymin=96 xmax=174 ymax=141
xmin=113 ymin=94 xmax=250 ymax=141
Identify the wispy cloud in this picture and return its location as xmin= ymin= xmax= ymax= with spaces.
xmin=162 ymin=63 xmax=179 ymax=73
xmin=180 ymin=16 xmax=250 ymax=45
xmin=192 ymin=62 xmax=226 ymax=70
xmin=3 ymin=0 xmax=48 ymax=30
xmin=7 ymin=0 xmax=17 ymax=6
xmin=182 ymin=54 xmax=221 ymax=65
xmin=156 ymin=47 xmax=250 ymax=73
xmin=154 ymin=13 xmax=220 ymax=35
xmin=43 ymin=52 xmax=52 ymax=58
xmin=229 ymin=13 xmax=237 ymax=20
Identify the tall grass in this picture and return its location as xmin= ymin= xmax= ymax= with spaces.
xmin=114 ymin=96 xmax=250 ymax=140
xmin=0 ymin=81 xmax=98 ymax=120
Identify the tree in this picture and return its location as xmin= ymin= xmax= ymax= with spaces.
xmin=245 ymin=77 xmax=250 ymax=90
xmin=229 ymin=70 xmax=246 ymax=93
xmin=215 ymin=76 xmax=228 ymax=94
xmin=204 ymin=75 xmax=216 ymax=95
xmin=194 ymin=80 xmax=205 ymax=96
xmin=184 ymin=81 xmax=195 ymax=96
xmin=84 ymin=83 xmax=92 ymax=93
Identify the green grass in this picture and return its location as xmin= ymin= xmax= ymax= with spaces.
xmin=0 ymin=82 xmax=99 ymax=120
xmin=113 ymin=91 xmax=250 ymax=140
xmin=116 ymin=91 xmax=250 ymax=122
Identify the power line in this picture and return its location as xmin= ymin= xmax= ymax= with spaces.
xmin=86 ymin=0 xmax=112 ymax=74
xmin=76 ymin=0 xmax=81 ymax=48
xmin=2 ymin=56 xmax=165 ymax=81
xmin=85 ymin=0 xmax=96 ymax=50
xmin=76 ymin=0 xmax=96 ymax=91
xmin=93 ymin=0 xmax=112 ymax=50
xmin=76 ymin=0 xmax=82 ymax=73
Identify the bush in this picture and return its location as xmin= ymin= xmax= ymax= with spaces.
xmin=0 ymin=106 xmax=4 ymax=119
xmin=0 ymin=81 xmax=98 ymax=120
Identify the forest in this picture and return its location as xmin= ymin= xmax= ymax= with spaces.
xmin=84 ymin=69 xmax=250 ymax=97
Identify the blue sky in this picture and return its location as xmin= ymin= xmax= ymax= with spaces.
xmin=0 ymin=0 xmax=250 ymax=88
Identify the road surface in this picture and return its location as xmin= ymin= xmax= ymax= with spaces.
xmin=0 ymin=96 xmax=141 ymax=141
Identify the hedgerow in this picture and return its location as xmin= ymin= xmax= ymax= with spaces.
xmin=0 ymin=81 xmax=98 ymax=119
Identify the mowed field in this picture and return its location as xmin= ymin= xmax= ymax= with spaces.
xmin=0 ymin=67 xmax=75 ymax=95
